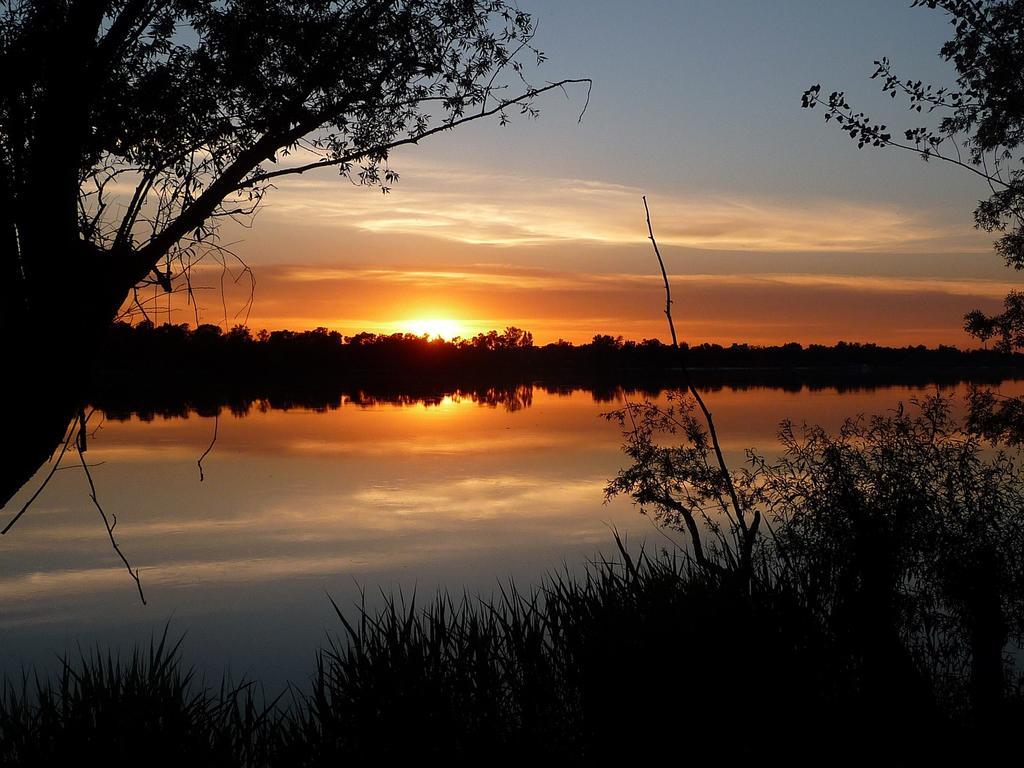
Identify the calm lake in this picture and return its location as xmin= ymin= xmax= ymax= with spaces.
xmin=3 ymin=377 xmax=1022 ymax=689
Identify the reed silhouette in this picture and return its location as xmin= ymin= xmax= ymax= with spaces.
xmin=3 ymin=524 xmax=1019 ymax=764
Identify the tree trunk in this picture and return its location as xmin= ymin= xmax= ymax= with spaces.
xmin=963 ymin=548 xmax=1007 ymax=724
xmin=0 ymin=239 xmax=134 ymax=512
xmin=1 ymin=373 xmax=84 ymax=513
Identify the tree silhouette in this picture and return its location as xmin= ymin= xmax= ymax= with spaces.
xmin=802 ymin=0 xmax=1024 ymax=441
xmin=803 ymin=0 xmax=1024 ymax=319
xmin=0 ymin=1 xmax=588 ymax=506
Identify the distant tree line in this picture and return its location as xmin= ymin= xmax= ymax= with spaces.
xmin=80 ymin=321 xmax=1024 ymax=418
xmin=97 ymin=321 xmax=1024 ymax=382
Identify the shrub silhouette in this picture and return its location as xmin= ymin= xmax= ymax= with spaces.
xmin=607 ymin=392 xmax=1024 ymax=734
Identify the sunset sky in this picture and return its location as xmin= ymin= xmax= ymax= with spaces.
xmin=158 ymin=0 xmax=1019 ymax=346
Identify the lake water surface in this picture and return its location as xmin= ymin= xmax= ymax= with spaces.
xmin=3 ymin=379 xmax=1021 ymax=688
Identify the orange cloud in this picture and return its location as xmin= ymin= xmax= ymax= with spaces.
xmin=129 ymin=261 xmax=1021 ymax=347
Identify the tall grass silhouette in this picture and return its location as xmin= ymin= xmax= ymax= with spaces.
xmin=2 ymin=543 xmax=860 ymax=764
xmin=8 ymin=524 xmax=1010 ymax=764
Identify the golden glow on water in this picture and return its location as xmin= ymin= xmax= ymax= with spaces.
xmin=3 ymin=382 xmax=1023 ymax=682
xmin=0 ymin=388 xmax=629 ymax=606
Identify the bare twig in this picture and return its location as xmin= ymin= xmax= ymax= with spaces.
xmin=77 ymin=417 xmax=146 ymax=605
xmin=642 ymin=196 xmax=761 ymax=573
xmin=3 ymin=409 xmax=146 ymax=602
xmin=198 ymin=413 xmax=219 ymax=482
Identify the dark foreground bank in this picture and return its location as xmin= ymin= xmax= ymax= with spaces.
xmin=1 ymin=540 xmax=1018 ymax=767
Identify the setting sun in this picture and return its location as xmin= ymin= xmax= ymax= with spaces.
xmin=402 ymin=317 xmax=465 ymax=340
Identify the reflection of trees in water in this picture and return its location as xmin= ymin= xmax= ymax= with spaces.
xmin=336 ymin=386 xmax=539 ymax=412
xmin=463 ymin=385 xmax=534 ymax=412
xmin=87 ymin=370 xmax=1024 ymax=422
xmin=96 ymin=384 xmax=536 ymax=420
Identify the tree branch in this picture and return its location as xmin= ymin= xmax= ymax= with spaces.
xmin=229 ymin=78 xmax=593 ymax=191
xmin=77 ymin=416 xmax=146 ymax=605
xmin=643 ymin=196 xmax=760 ymax=571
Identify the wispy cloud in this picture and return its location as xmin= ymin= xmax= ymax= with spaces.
xmin=272 ymin=263 xmax=1018 ymax=300
xmin=277 ymin=266 xmax=594 ymax=290
xmin=263 ymin=163 xmax=989 ymax=253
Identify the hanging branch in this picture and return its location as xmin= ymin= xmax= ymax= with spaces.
xmin=642 ymin=196 xmax=761 ymax=574
xmin=1 ymin=418 xmax=78 ymax=535
xmin=197 ymin=413 xmax=219 ymax=482
xmin=76 ymin=414 xmax=146 ymax=605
